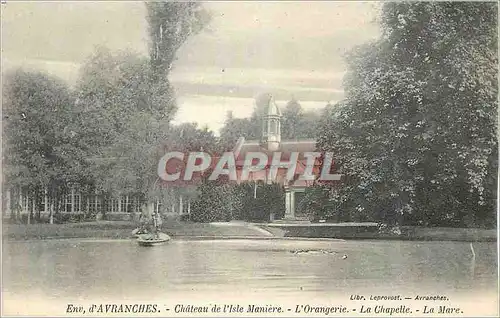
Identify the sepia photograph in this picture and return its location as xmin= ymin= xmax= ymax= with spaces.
xmin=1 ymin=1 xmax=498 ymax=317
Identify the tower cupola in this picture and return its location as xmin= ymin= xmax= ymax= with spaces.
xmin=259 ymin=94 xmax=282 ymax=151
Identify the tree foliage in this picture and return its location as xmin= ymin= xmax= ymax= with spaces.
xmin=317 ymin=2 xmax=498 ymax=228
xmin=146 ymin=1 xmax=211 ymax=78
xmin=190 ymin=180 xmax=285 ymax=223
xmin=281 ymin=98 xmax=321 ymax=140
xmin=2 ymin=69 xmax=89 ymax=203
xmin=72 ymin=49 xmax=173 ymax=197
xmin=72 ymin=0 xmax=211 ymax=205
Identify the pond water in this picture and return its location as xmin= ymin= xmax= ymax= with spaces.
xmin=2 ymin=239 xmax=498 ymax=316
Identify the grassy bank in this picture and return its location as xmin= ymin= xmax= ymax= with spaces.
xmin=2 ymin=221 xmax=497 ymax=242
xmin=265 ymin=223 xmax=497 ymax=242
xmin=1 ymin=220 xmax=275 ymax=241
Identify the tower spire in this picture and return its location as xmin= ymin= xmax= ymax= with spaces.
xmin=259 ymin=93 xmax=282 ymax=151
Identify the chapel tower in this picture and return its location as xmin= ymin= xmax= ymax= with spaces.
xmin=259 ymin=94 xmax=282 ymax=151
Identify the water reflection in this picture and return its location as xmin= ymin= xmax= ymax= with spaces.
xmin=3 ymin=239 xmax=497 ymax=300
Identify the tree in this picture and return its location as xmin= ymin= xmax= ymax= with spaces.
xmin=282 ymin=98 xmax=321 ymax=139
xmin=146 ymin=1 xmax=211 ymax=78
xmin=75 ymin=48 xmax=176 ymax=123
xmin=2 ymin=69 xmax=82 ymax=223
xmin=190 ymin=173 xmax=236 ymax=223
xmin=71 ymin=49 xmax=173 ymax=222
xmin=282 ymin=98 xmax=302 ymax=139
xmin=166 ymin=122 xmax=220 ymax=154
xmin=298 ymin=185 xmax=336 ymax=221
xmin=73 ymin=0 xmax=211 ymax=217
xmin=219 ymin=111 xmax=256 ymax=149
xmin=317 ymin=2 xmax=498 ymax=228
xmin=298 ymin=111 xmax=322 ymax=139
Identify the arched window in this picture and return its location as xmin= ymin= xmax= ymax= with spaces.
xmin=270 ymin=119 xmax=278 ymax=134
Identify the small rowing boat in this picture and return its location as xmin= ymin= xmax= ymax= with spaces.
xmin=137 ymin=232 xmax=171 ymax=246
xmin=131 ymin=227 xmax=149 ymax=238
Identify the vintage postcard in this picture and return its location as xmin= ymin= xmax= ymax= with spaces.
xmin=1 ymin=1 xmax=498 ymax=317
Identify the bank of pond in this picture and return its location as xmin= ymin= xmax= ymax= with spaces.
xmin=1 ymin=220 xmax=496 ymax=242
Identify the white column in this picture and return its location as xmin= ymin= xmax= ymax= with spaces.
xmin=27 ymin=199 xmax=30 ymax=224
xmin=44 ymin=188 xmax=48 ymax=214
xmin=24 ymin=191 xmax=29 ymax=214
xmin=49 ymin=199 xmax=54 ymax=224
xmin=71 ymin=188 xmax=75 ymax=213
xmin=18 ymin=190 xmax=23 ymax=221
xmin=285 ymin=190 xmax=292 ymax=219
xmin=21 ymin=189 xmax=28 ymax=216
xmin=5 ymin=190 xmax=11 ymax=218
xmin=29 ymin=192 xmax=35 ymax=224
xmin=179 ymin=195 xmax=183 ymax=215
xmin=149 ymin=201 xmax=155 ymax=216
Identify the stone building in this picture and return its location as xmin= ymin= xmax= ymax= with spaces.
xmin=233 ymin=95 xmax=323 ymax=220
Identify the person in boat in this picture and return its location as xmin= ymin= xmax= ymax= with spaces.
xmin=152 ymin=212 xmax=162 ymax=239
xmin=136 ymin=214 xmax=149 ymax=234
xmin=133 ymin=205 xmax=152 ymax=236
xmin=156 ymin=212 xmax=163 ymax=229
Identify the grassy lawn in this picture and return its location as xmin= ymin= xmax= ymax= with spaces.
xmin=2 ymin=220 xmax=275 ymax=241
xmin=2 ymin=220 xmax=496 ymax=242
xmin=399 ymin=226 xmax=497 ymax=242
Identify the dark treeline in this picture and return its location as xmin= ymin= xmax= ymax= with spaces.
xmin=310 ymin=2 xmax=498 ymax=228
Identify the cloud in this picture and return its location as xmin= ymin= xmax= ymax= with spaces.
xmin=2 ymin=58 xmax=82 ymax=84
xmin=2 ymin=1 xmax=380 ymax=72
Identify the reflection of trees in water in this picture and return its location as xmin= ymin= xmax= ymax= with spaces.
xmin=469 ymin=243 xmax=476 ymax=279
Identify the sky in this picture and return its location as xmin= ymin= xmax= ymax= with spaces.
xmin=1 ymin=1 xmax=381 ymax=132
